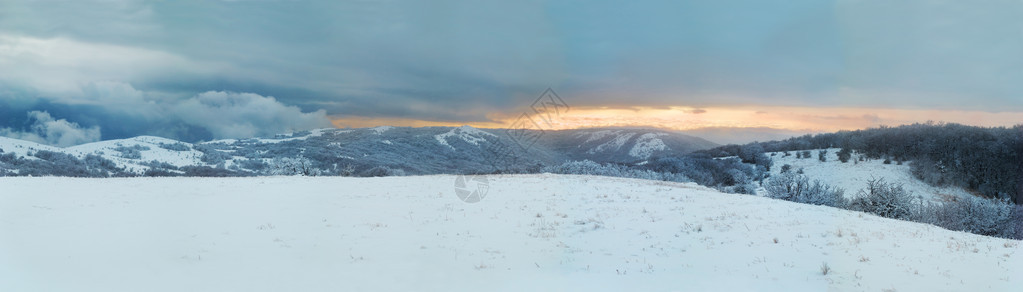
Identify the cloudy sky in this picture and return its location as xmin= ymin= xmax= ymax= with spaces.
xmin=1 ymin=0 xmax=1021 ymax=145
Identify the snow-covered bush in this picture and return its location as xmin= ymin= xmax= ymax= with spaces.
xmin=818 ymin=150 xmax=827 ymax=162
xmin=195 ymin=145 xmax=233 ymax=165
xmin=1010 ymin=205 xmax=1023 ymax=239
xmin=739 ymin=144 xmax=773 ymax=171
xmin=144 ymin=168 xmax=180 ymax=177
xmin=266 ymin=157 xmax=320 ymax=176
xmin=909 ymin=157 xmax=947 ymax=186
xmin=921 ymin=196 xmax=1013 ymax=237
xmin=83 ymin=154 xmax=121 ymax=172
xmin=140 ymin=160 xmax=178 ymax=170
xmin=644 ymin=155 xmax=759 ymax=188
xmin=837 ymin=148 xmax=852 ymax=163
xmin=18 ymin=151 xmax=122 ymax=177
xmin=765 ymin=173 xmax=846 ymax=207
xmin=113 ymin=145 xmax=150 ymax=159
xmin=719 ymin=181 xmax=758 ymax=195
xmin=158 ymin=142 xmax=191 ymax=151
xmin=543 ymin=160 xmax=674 ymax=182
xmin=338 ymin=163 xmax=356 ymax=177
xmin=237 ymin=159 xmax=267 ymax=171
xmin=849 ymin=178 xmax=914 ymax=219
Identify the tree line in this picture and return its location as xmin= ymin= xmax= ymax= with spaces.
xmin=696 ymin=122 xmax=1023 ymax=204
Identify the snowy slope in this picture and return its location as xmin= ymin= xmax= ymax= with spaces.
xmin=0 ymin=136 xmax=64 ymax=157
xmin=1 ymin=135 xmax=205 ymax=173
xmin=628 ymin=132 xmax=669 ymax=159
xmin=766 ymin=149 xmax=974 ymax=203
xmin=68 ymin=136 xmax=206 ymax=171
xmin=434 ymin=125 xmax=497 ymax=150
xmin=561 ymin=128 xmax=718 ymax=162
xmin=1 ymin=175 xmax=1018 ymax=291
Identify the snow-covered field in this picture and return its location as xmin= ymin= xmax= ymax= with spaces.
xmin=1 ymin=175 xmax=1019 ymax=291
xmin=765 ymin=149 xmax=974 ymax=203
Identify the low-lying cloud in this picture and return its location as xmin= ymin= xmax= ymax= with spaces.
xmin=173 ymin=91 xmax=331 ymax=139
xmin=0 ymin=82 xmax=332 ymax=146
xmin=0 ymin=111 xmax=102 ymax=147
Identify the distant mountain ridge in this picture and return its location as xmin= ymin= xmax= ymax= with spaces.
xmin=0 ymin=126 xmax=717 ymax=177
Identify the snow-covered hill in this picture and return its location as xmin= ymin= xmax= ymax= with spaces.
xmin=0 ymin=135 xmax=204 ymax=173
xmin=554 ymin=128 xmax=718 ymax=162
xmin=0 ymin=126 xmax=716 ymax=176
xmin=66 ymin=136 xmax=206 ymax=172
xmin=0 ymin=136 xmax=65 ymax=157
xmin=765 ymin=149 xmax=974 ymax=203
xmin=1 ymin=175 xmax=1018 ymax=291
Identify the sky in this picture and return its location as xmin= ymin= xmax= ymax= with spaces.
xmin=1 ymin=0 xmax=1021 ymax=146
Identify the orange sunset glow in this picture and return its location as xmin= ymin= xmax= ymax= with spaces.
xmin=332 ymin=106 xmax=1023 ymax=134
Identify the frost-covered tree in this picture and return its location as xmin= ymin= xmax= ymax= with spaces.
xmin=738 ymin=144 xmax=773 ymax=171
xmin=837 ymin=148 xmax=852 ymax=163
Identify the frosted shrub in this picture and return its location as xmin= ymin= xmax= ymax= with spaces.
xmin=158 ymin=142 xmax=191 ymax=151
xmin=849 ymin=178 xmax=913 ymax=219
xmin=837 ymin=148 xmax=852 ymax=163
xmin=802 ymin=181 xmax=847 ymax=207
xmin=1010 ymin=205 xmax=1023 ymax=239
xmin=725 ymin=181 xmax=759 ymax=195
xmin=195 ymin=145 xmax=232 ymax=164
xmin=738 ymin=144 xmax=773 ymax=171
xmin=543 ymin=160 xmax=688 ymax=183
xmin=765 ymin=173 xmax=847 ymax=207
xmin=267 ymin=157 xmax=320 ymax=176
xmin=925 ymin=196 xmax=1013 ymax=237
xmin=113 ymin=145 xmax=150 ymax=159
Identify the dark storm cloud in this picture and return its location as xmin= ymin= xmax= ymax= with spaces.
xmin=1 ymin=0 xmax=1021 ymax=144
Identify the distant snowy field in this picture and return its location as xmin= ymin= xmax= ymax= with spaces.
xmin=763 ymin=149 xmax=974 ymax=203
xmin=1 ymin=175 xmax=1019 ymax=291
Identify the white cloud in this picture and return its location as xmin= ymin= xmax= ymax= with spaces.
xmin=172 ymin=91 xmax=332 ymax=139
xmin=0 ymin=111 xmax=101 ymax=147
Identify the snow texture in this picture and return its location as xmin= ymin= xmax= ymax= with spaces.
xmin=1 ymin=175 xmax=1018 ymax=291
